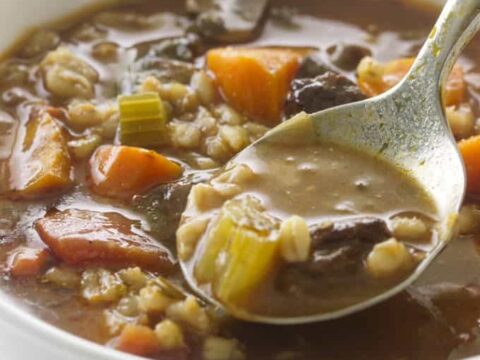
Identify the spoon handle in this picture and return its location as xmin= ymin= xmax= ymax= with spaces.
xmin=405 ymin=0 xmax=480 ymax=98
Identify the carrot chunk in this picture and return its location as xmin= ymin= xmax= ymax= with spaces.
xmin=8 ymin=247 xmax=50 ymax=277
xmin=35 ymin=209 xmax=175 ymax=272
xmin=382 ymin=58 xmax=416 ymax=91
xmin=459 ymin=135 xmax=480 ymax=194
xmin=88 ymin=145 xmax=182 ymax=200
xmin=8 ymin=110 xmax=73 ymax=199
xmin=444 ymin=64 xmax=466 ymax=107
xmin=114 ymin=324 xmax=160 ymax=357
xmin=207 ymin=47 xmax=307 ymax=124
xmin=357 ymin=57 xmax=466 ymax=106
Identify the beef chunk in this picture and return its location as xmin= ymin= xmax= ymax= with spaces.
xmin=277 ymin=218 xmax=392 ymax=294
xmin=120 ymin=57 xmax=195 ymax=93
xmin=186 ymin=0 xmax=268 ymax=42
xmin=133 ymin=181 xmax=191 ymax=248
xmin=310 ymin=217 xmax=391 ymax=248
xmin=129 ymin=34 xmax=202 ymax=88
xmin=308 ymin=218 xmax=391 ymax=274
xmin=194 ymin=10 xmax=227 ymax=38
xmin=133 ymin=171 xmax=212 ymax=248
xmin=147 ymin=34 xmax=203 ymax=62
xmin=285 ymin=71 xmax=366 ymax=116
xmin=327 ymin=43 xmax=372 ymax=71
xmin=295 ymin=54 xmax=331 ymax=79
xmin=307 ymin=244 xmax=361 ymax=274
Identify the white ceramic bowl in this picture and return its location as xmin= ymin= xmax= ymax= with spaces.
xmin=0 ymin=1 xmax=474 ymax=360
xmin=0 ymin=4 xmax=154 ymax=360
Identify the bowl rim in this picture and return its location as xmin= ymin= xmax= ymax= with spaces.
xmin=0 ymin=291 xmax=141 ymax=359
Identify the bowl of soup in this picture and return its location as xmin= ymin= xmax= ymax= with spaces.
xmin=1 ymin=0 xmax=480 ymax=359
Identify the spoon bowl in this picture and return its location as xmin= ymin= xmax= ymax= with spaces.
xmin=179 ymin=0 xmax=480 ymax=324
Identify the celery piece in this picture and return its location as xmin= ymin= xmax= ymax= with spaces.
xmin=119 ymin=92 xmax=168 ymax=147
xmin=120 ymin=131 xmax=169 ymax=147
xmin=194 ymin=196 xmax=280 ymax=306
xmin=215 ymin=226 xmax=279 ymax=306
xmin=120 ymin=117 xmax=165 ymax=134
xmin=119 ymin=92 xmax=166 ymax=119
xmin=194 ymin=216 xmax=234 ymax=283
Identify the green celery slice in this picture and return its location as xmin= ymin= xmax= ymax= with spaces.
xmin=118 ymin=92 xmax=168 ymax=147
xmin=215 ymin=226 xmax=279 ymax=305
xmin=120 ymin=117 xmax=165 ymax=134
xmin=194 ymin=196 xmax=280 ymax=306
xmin=120 ymin=131 xmax=169 ymax=147
xmin=119 ymin=92 xmax=165 ymax=119
xmin=194 ymin=216 xmax=234 ymax=283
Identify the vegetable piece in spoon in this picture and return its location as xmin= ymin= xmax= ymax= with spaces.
xmin=177 ymin=113 xmax=438 ymax=321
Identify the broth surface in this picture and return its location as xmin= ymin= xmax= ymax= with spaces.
xmin=241 ymin=141 xmax=436 ymax=222
xmin=229 ymin=139 xmax=438 ymax=316
xmin=181 ymin=130 xmax=439 ymax=318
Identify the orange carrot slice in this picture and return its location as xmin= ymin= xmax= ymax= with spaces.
xmin=459 ymin=135 xmax=480 ymax=194
xmin=207 ymin=47 xmax=308 ymax=124
xmin=88 ymin=145 xmax=182 ymax=200
xmin=358 ymin=57 xmax=466 ymax=106
xmin=35 ymin=209 xmax=175 ymax=272
xmin=8 ymin=110 xmax=72 ymax=199
xmin=114 ymin=325 xmax=160 ymax=357
xmin=8 ymin=247 xmax=50 ymax=277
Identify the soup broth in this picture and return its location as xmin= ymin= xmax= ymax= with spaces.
xmin=182 ymin=132 xmax=438 ymax=318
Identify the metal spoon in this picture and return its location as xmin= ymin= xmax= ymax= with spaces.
xmin=180 ymin=0 xmax=480 ymax=324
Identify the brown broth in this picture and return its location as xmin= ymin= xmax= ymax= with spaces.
xmin=240 ymin=141 xmax=436 ymax=222
xmin=225 ymin=139 xmax=438 ymax=317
